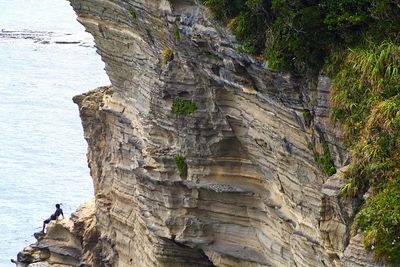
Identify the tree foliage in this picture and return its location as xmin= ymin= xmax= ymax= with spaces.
xmin=203 ymin=0 xmax=400 ymax=73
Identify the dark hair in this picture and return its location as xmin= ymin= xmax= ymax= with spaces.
xmin=55 ymin=204 xmax=60 ymax=208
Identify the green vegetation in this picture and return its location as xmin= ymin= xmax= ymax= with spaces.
xmin=174 ymin=155 xmax=187 ymax=175
xmin=129 ymin=7 xmax=137 ymax=19
xmin=353 ymin=183 xmax=400 ymax=262
xmin=171 ymin=98 xmax=196 ymax=115
xmin=303 ymin=109 xmax=313 ymax=127
xmin=331 ymin=41 xmax=400 ymax=262
xmin=161 ymin=48 xmax=174 ymax=64
xmin=313 ymin=143 xmax=336 ymax=176
xmin=203 ymin=0 xmax=400 ymax=73
xmin=172 ymin=24 xmax=181 ymax=42
xmin=203 ymin=0 xmax=400 ymax=262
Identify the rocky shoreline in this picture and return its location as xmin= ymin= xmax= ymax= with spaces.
xmin=0 ymin=29 xmax=94 ymax=47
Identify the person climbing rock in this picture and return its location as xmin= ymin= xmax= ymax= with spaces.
xmin=42 ymin=204 xmax=64 ymax=232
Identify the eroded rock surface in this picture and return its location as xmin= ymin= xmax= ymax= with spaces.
xmin=67 ymin=0 xmax=379 ymax=266
xmin=14 ymin=200 xmax=98 ymax=267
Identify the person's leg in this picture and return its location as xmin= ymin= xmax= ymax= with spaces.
xmin=42 ymin=218 xmax=50 ymax=232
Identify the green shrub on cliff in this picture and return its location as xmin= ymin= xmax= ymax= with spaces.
xmin=174 ymin=155 xmax=187 ymax=175
xmin=303 ymin=109 xmax=313 ymax=127
xmin=171 ymin=98 xmax=196 ymax=116
xmin=313 ymin=143 xmax=336 ymax=176
xmin=354 ymin=182 xmax=400 ymax=262
xmin=332 ymin=41 xmax=400 ymax=262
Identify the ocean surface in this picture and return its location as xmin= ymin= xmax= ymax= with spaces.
xmin=0 ymin=0 xmax=109 ymax=265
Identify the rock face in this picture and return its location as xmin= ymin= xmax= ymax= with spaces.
xmin=68 ymin=0 xmax=378 ymax=266
xmin=14 ymin=200 xmax=98 ymax=267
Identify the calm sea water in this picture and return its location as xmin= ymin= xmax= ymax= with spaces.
xmin=0 ymin=0 xmax=109 ymax=265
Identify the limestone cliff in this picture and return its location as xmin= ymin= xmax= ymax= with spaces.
xmin=67 ymin=0 xmax=382 ymax=266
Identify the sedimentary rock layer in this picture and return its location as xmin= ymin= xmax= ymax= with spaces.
xmin=69 ymin=0 xmax=378 ymax=266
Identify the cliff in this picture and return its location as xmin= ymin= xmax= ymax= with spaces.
xmin=28 ymin=0 xmax=384 ymax=266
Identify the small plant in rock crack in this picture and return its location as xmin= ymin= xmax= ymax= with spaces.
xmin=161 ymin=48 xmax=174 ymax=65
xmin=172 ymin=24 xmax=180 ymax=42
xmin=171 ymin=97 xmax=196 ymax=116
xmin=129 ymin=8 xmax=137 ymax=19
xmin=313 ymin=143 xmax=336 ymax=176
xmin=303 ymin=109 xmax=313 ymax=127
xmin=174 ymin=155 xmax=187 ymax=175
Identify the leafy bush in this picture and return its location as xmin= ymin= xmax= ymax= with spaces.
xmin=171 ymin=98 xmax=196 ymax=115
xmin=174 ymin=155 xmax=187 ymax=175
